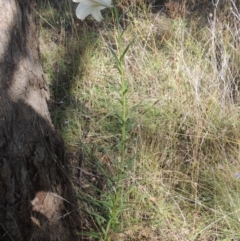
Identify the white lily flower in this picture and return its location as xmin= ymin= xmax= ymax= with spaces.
xmin=73 ymin=0 xmax=113 ymax=22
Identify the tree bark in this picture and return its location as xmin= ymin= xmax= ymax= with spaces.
xmin=0 ymin=0 xmax=77 ymax=240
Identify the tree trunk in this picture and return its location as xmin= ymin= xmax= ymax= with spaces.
xmin=0 ymin=0 xmax=78 ymax=240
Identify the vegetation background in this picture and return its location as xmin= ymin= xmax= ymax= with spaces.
xmin=35 ymin=0 xmax=240 ymax=240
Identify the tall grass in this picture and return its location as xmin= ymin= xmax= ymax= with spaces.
xmin=37 ymin=0 xmax=240 ymax=240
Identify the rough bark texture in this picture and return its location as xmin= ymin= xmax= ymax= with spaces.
xmin=0 ymin=0 xmax=78 ymax=240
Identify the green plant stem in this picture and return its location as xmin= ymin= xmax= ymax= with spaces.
xmin=114 ymin=7 xmax=128 ymax=172
xmin=120 ymin=61 xmax=127 ymax=170
xmin=100 ymin=8 xmax=130 ymax=241
xmin=103 ymin=192 xmax=120 ymax=241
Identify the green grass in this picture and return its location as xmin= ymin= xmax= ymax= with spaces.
xmin=36 ymin=0 xmax=240 ymax=240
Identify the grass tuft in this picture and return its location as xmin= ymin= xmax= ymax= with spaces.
xmin=37 ymin=0 xmax=240 ymax=240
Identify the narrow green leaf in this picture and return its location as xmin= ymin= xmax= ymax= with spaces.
xmin=109 ymin=46 xmax=120 ymax=65
xmin=120 ymin=40 xmax=134 ymax=62
xmin=77 ymin=231 xmax=100 ymax=239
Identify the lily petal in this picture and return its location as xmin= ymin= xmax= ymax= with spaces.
xmin=92 ymin=0 xmax=113 ymax=8
xmin=74 ymin=0 xmax=96 ymax=5
xmin=91 ymin=6 xmax=104 ymax=21
xmin=73 ymin=0 xmax=113 ymax=21
xmin=73 ymin=0 xmax=112 ymax=8
xmin=76 ymin=3 xmax=93 ymax=20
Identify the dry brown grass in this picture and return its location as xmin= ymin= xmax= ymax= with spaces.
xmin=37 ymin=0 xmax=240 ymax=240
